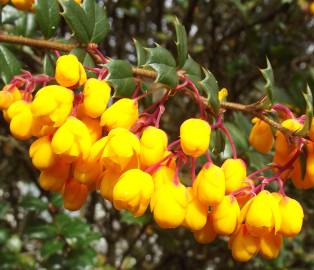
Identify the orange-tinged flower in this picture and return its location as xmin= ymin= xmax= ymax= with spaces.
xmin=11 ymin=0 xmax=34 ymax=11
xmin=113 ymin=169 xmax=154 ymax=217
xmin=55 ymin=55 xmax=86 ymax=88
xmin=140 ymin=126 xmax=168 ymax=168
xmin=73 ymin=158 xmax=102 ymax=186
xmin=63 ymin=178 xmax=88 ymax=211
xmin=221 ymin=158 xmax=247 ymax=194
xmin=101 ymin=98 xmax=138 ymax=130
xmin=83 ymin=78 xmax=111 ymax=118
xmin=180 ymin=118 xmax=211 ymax=157
xmin=0 ymin=85 xmax=22 ymax=110
xmin=80 ymin=116 xmax=103 ymax=143
xmin=259 ymin=231 xmax=282 ymax=259
xmin=212 ymin=195 xmax=240 ymax=235
xmin=229 ymin=224 xmax=260 ymax=262
xmin=193 ymin=163 xmax=225 ymax=205
xmin=100 ymin=169 xmax=121 ymax=201
xmin=193 ymin=213 xmax=217 ymax=244
xmin=29 ymin=136 xmax=56 ymax=170
xmin=184 ymin=187 xmax=208 ymax=231
xmin=249 ymin=118 xmax=273 ymax=153
xmin=150 ymin=181 xmax=188 ymax=228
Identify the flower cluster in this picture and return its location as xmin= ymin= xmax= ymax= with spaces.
xmin=0 ymin=53 xmax=306 ymax=262
xmin=0 ymin=0 xmax=81 ymax=11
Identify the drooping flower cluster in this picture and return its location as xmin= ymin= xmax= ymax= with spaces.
xmin=0 ymin=54 xmax=306 ymax=262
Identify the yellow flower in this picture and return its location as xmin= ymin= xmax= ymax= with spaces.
xmin=184 ymin=187 xmax=208 ymax=230
xmin=278 ymin=196 xmax=303 ymax=237
xmin=221 ymin=158 xmax=247 ymax=194
xmin=29 ymin=136 xmax=56 ymax=170
xmin=259 ymin=231 xmax=282 ymax=259
xmin=218 ymin=88 xmax=228 ymax=102
xmin=73 ymin=158 xmax=102 ymax=186
xmin=31 ymin=85 xmax=74 ymax=127
xmin=39 ymin=158 xmax=70 ymax=192
xmin=113 ymin=169 xmax=154 ymax=217
xmin=140 ymin=126 xmax=168 ymax=168
xmin=89 ymin=128 xmax=140 ymax=172
xmin=274 ymin=118 xmax=302 ymax=156
xmin=180 ymin=118 xmax=211 ymax=157
xmin=193 ymin=162 xmax=225 ymax=205
xmin=63 ymin=178 xmax=88 ymax=211
xmin=101 ymin=98 xmax=138 ymax=130
xmin=55 ymin=54 xmax=86 ymax=88
xmin=100 ymin=169 xmax=121 ymax=201
xmin=51 ymin=116 xmax=92 ymax=159
xmin=211 ymin=195 xmax=240 ymax=235
xmin=239 ymin=190 xmax=281 ymax=236
xmin=249 ymin=118 xmax=273 ymax=154
xmin=83 ymin=78 xmax=111 ymax=118
xmin=0 ymin=85 xmax=22 ymax=110
xmin=229 ymin=224 xmax=260 ymax=262
xmin=7 ymin=100 xmax=33 ymax=140
xmin=151 ymin=166 xmax=175 ymax=190
xmin=193 ymin=213 xmax=217 ymax=244
xmin=80 ymin=116 xmax=102 ymax=143
xmin=150 ymin=181 xmax=188 ymax=228
xmin=11 ymin=0 xmax=34 ymax=11
xmin=310 ymin=2 xmax=314 ymax=16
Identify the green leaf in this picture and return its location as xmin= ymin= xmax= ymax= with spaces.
xmin=145 ymin=47 xmax=178 ymax=87
xmin=200 ymin=68 xmax=220 ymax=114
xmin=43 ymin=53 xmax=56 ymax=77
xmin=35 ymin=0 xmax=60 ymax=38
xmin=260 ymin=57 xmax=275 ymax=107
xmin=105 ymin=59 xmax=136 ymax=97
xmin=182 ymin=55 xmax=202 ymax=87
xmin=210 ymin=129 xmax=225 ymax=155
xmin=59 ymin=0 xmax=92 ymax=43
xmin=26 ymin=224 xmax=57 ymax=240
xmin=59 ymin=0 xmax=109 ymax=44
xmin=70 ymin=48 xmax=95 ymax=77
xmin=41 ymin=239 xmax=64 ymax=259
xmin=20 ymin=196 xmax=48 ymax=211
xmin=298 ymin=85 xmax=313 ymax=136
xmin=0 ymin=45 xmax=22 ymax=84
xmin=174 ymin=17 xmax=188 ymax=68
xmin=121 ymin=211 xmax=151 ymax=225
xmin=134 ymin=39 xmax=147 ymax=66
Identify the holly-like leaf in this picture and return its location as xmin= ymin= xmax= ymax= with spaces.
xmin=260 ymin=57 xmax=275 ymax=107
xmin=298 ymin=85 xmax=313 ymax=136
xmin=0 ymin=45 xmax=22 ymax=84
xmin=105 ymin=59 xmax=136 ymax=97
xmin=43 ymin=53 xmax=57 ymax=77
xmin=174 ymin=17 xmax=188 ymax=68
xmin=199 ymin=68 xmax=220 ymax=114
xmin=182 ymin=55 xmax=202 ymax=87
xmin=35 ymin=0 xmax=60 ymax=38
xmin=145 ymin=47 xmax=178 ymax=87
xmin=134 ymin=39 xmax=147 ymax=67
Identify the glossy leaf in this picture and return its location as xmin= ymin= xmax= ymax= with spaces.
xmin=105 ymin=59 xmax=136 ymax=97
xmin=35 ymin=0 xmax=60 ymax=38
xmin=0 ymin=45 xmax=22 ymax=83
xmin=134 ymin=39 xmax=147 ymax=66
xmin=174 ymin=17 xmax=188 ymax=68
xmin=43 ymin=53 xmax=56 ymax=77
xmin=145 ymin=47 xmax=178 ymax=87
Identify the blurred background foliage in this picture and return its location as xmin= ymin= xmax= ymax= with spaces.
xmin=1 ymin=0 xmax=314 ymax=269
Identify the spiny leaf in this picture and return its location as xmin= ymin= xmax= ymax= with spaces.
xmin=174 ymin=17 xmax=188 ymax=68
xmin=260 ymin=57 xmax=275 ymax=107
xmin=105 ymin=59 xmax=136 ymax=97
xmin=134 ymin=39 xmax=147 ymax=67
xmin=0 ymin=45 xmax=22 ymax=84
xmin=298 ymin=85 xmax=313 ymax=137
xmin=199 ymin=68 xmax=220 ymax=114
xmin=145 ymin=47 xmax=178 ymax=87
xmin=35 ymin=0 xmax=61 ymax=38
xmin=182 ymin=55 xmax=202 ymax=87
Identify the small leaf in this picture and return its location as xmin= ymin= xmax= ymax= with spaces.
xmin=298 ymin=85 xmax=313 ymax=136
xmin=43 ymin=53 xmax=56 ymax=77
xmin=134 ymin=39 xmax=147 ymax=66
xmin=26 ymin=224 xmax=57 ymax=240
xmin=182 ymin=55 xmax=202 ymax=87
xmin=59 ymin=0 xmax=92 ymax=43
xmin=35 ymin=0 xmax=60 ymax=38
xmin=260 ymin=57 xmax=275 ymax=107
xmin=173 ymin=17 xmax=188 ymax=68
xmin=0 ymin=45 xmax=22 ymax=84
xmin=41 ymin=239 xmax=64 ymax=259
xmin=200 ymin=68 xmax=220 ymax=114
xmin=121 ymin=211 xmax=151 ymax=225
xmin=145 ymin=47 xmax=178 ymax=87
xmin=20 ymin=196 xmax=48 ymax=211
xmin=105 ymin=59 xmax=136 ymax=97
